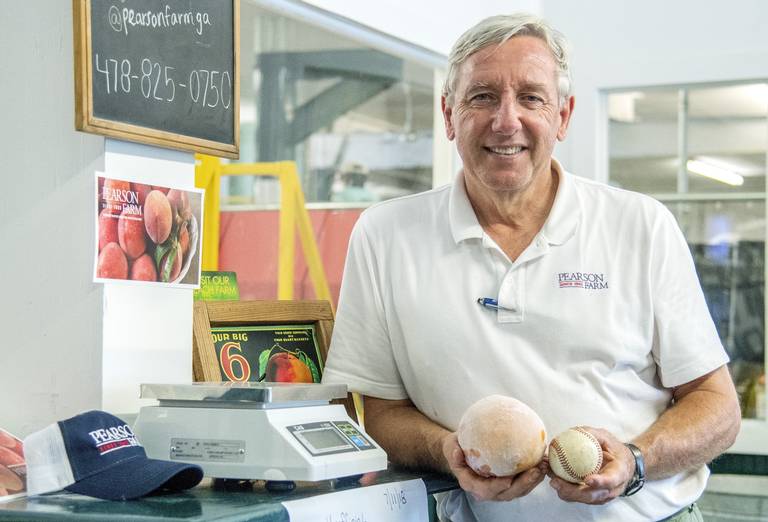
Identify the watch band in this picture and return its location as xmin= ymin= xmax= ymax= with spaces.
xmin=621 ymin=443 xmax=646 ymax=497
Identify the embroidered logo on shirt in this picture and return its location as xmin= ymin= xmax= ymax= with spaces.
xmin=558 ymin=272 xmax=608 ymax=289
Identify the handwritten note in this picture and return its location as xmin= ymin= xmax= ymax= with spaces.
xmin=282 ymin=479 xmax=428 ymax=522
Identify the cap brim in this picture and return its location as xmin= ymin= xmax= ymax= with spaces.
xmin=65 ymin=455 xmax=203 ymax=501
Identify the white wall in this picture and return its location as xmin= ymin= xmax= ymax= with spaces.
xmin=0 ymin=2 xmax=104 ymax=437
xmin=101 ymin=141 xmax=195 ymax=416
xmin=0 ymin=2 xmax=197 ymax=438
xmin=541 ymin=0 xmax=768 ymax=181
xmin=303 ymin=0 xmax=542 ymax=55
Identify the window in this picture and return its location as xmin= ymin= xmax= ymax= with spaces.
xmin=226 ymin=1 xmax=442 ymax=207
xmin=608 ymin=82 xmax=768 ymax=420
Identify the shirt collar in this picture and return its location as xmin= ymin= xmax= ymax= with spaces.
xmin=448 ymin=158 xmax=580 ymax=246
xmin=541 ymin=159 xmax=580 ymax=246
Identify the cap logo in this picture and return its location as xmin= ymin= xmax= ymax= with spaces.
xmin=88 ymin=424 xmax=139 ymax=455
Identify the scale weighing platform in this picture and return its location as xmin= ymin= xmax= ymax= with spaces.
xmin=134 ymin=382 xmax=387 ymax=483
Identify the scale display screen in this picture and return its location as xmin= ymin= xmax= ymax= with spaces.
xmin=302 ymin=428 xmax=349 ymax=450
xmin=287 ymin=421 xmax=374 ymax=456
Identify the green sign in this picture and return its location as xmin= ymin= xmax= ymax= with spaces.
xmin=194 ymin=271 xmax=239 ymax=301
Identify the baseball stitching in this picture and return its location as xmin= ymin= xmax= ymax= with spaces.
xmin=552 ymin=428 xmax=603 ymax=481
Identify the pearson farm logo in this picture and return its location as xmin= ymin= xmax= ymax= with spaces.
xmin=558 ymin=271 xmax=608 ymax=290
xmin=88 ymin=425 xmax=140 ymax=456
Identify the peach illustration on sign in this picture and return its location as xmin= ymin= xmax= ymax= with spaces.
xmin=265 ymin=352 xmax=313 ymax=383
xmin=166 ymin=189 xmax=189 ymax=217
xmin=130 ymin=254 xmax=157 ymax=282
xmin=143 ymin=190 xmax=173 ymax=244
xmin=118 ymin=208 xmax=146 ymax=260
xmin=98 ymin=208 xmax=118 ymax=251
xmin=179 ymin=223 xmax=190 ymax=257
xmin=97 ymin=242 xmax=128 ymax=279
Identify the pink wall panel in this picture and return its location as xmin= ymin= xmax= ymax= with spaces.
xmin=218 ymin=209 xmax=364 ymax=306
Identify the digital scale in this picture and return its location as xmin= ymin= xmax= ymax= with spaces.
xmin=133 ymin=382 xmax=387 ymax=482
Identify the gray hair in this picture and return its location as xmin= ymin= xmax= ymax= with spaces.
xmin=442 ymin=13 xmax=572 ymax=106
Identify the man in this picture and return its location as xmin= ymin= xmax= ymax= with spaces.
xmin=322 ymin=12 xmax=740 ymax=522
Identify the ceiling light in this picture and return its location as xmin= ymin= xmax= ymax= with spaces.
xmin=686 ymin=159 xmax=744 ymax=186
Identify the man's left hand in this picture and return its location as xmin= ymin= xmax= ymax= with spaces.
xmin=547 ymin=427 xmax=635 ymax=505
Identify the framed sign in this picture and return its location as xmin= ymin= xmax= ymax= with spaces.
xmin=193 ymin=300 xmax=355 ymax=419
xmin=193 ymin=300 xmax=334 ymax=382
xmin=73 ymin=0 xmax=240 ymax=158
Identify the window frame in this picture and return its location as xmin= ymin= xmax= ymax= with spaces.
xmin=601 ymin=80 xmax=768 ymax=456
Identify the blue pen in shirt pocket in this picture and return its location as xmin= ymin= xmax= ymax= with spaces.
xmin=476 ymin=297 xmax=515 ymax=312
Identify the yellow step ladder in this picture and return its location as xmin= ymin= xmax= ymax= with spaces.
xmin=195 ymin=155 xmax=332 ymax=305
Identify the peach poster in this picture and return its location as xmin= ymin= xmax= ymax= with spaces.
xmin=94 ymin=173 xmax=204 ymax=288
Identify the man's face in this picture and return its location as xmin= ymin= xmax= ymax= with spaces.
xmin=442 ymin=36 xmax=574 ymax=194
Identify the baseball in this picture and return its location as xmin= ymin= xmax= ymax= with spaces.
xmin=548 ymin=427 xmax=603 ymax=483
xmin=457 ymin=395 xmax=547 ymax=477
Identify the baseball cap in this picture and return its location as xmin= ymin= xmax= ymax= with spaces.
xmin=23 ymin=410 xmax=203 ymax=500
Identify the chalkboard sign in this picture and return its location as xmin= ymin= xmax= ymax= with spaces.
xmin=73 ymin=0 xmax=239 ymax=158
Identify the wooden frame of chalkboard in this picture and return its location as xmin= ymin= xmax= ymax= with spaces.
xmin=73 ymin=0 xmax=240 ymax=158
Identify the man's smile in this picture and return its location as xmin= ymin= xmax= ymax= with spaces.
xmin=485 ymin=145 xmax=527 ymax=156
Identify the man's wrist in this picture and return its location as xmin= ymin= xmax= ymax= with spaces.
xmin=621 ymin=443 xmax=646 ymax=496
xmin=434 ymin=431 xmax=456 ymax=474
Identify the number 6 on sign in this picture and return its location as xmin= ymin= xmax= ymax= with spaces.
xmin=219 ymin=342 xmax=251 ymax=382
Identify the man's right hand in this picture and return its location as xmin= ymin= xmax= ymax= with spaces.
xmin=442 ymin=432 xmax=547 ymax=502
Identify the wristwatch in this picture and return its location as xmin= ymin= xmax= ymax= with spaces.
xmin=621 ymin=443 xmax=646 ymax=496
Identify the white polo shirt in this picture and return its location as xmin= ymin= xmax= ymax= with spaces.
xmin=322 ymin=160 xmax=728 ymax=521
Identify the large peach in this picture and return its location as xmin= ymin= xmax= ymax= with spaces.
xmin=130 ymin=253 xmax=157 ymax=282
xmin=118 ymin=208 xmax=146 ymax=260
xmin=265 ymin=352 xmax=313 ymax=383
xmin=457 ymin=395 xmax=547 ymax=477
xmin=98 ymin=208 xmax=118 ymax=252
xmin=144 ymin=190 xmax=172 ymax=244
xmin=97 ymin=242 xmax=128 ymax=280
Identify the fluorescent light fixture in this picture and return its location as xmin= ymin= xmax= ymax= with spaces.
xmin=686 ymin=159 xmax=744 ymax=186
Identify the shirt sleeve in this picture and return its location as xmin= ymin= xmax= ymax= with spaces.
xmin=650 ymin=206 xmax=730 ymax=388
xmin=321 ymin=214 xmax=409 ymax=400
